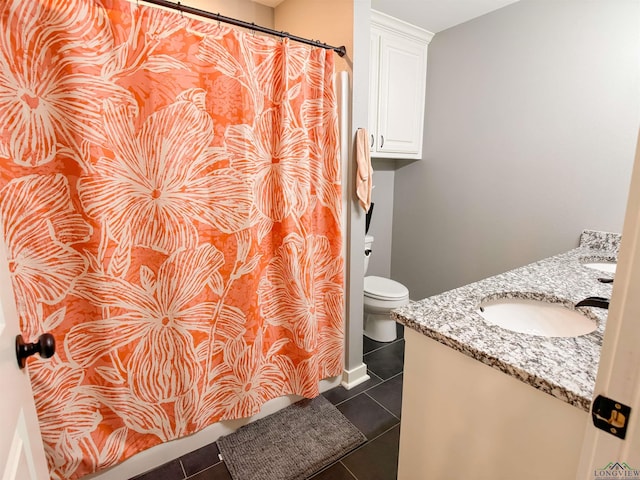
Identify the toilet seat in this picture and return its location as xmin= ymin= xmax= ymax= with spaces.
xmin=364 ymin=276 xmax=409 ymax=301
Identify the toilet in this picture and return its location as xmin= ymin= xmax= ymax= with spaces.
xmin=363 ymin=235 xmax=410 ymax=342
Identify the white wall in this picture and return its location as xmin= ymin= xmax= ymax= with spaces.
xmin=391 ymin=0 xmax=640 ymax=301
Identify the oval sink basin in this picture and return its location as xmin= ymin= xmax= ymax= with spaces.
xmin=477 ymin=298 xmax=597 ymax=337
xmin=583 ymin=262 xmax=616 ymax=274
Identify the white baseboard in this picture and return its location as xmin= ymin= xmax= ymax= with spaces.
xmin=341 ymin=363 xmax=370 ymax=390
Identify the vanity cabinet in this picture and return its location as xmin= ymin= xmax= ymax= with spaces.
xmin=369 ymin=11 xmax=434 ymax=160
xmin=398 ymin=329 xmax=588 ymax=480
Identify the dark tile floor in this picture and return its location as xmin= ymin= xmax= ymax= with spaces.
xmin=130 ymin=326 xmax=405 ymax=480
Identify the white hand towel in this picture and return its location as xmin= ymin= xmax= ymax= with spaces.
xmin=356 ymin=128 xmax=373 ymax=212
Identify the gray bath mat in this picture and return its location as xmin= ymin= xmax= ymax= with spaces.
xmin=217 ymin=395 xmax=366 ymax=480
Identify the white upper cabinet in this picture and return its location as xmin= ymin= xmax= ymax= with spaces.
xmin=369 ymin=11 xmax=434 ymax=159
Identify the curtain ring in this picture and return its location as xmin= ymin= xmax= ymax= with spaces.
xmin=177 ymin=1 xmax=183 ymax=18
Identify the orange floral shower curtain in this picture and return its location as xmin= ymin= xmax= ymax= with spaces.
xmin=0 ymin=0 xmax=343 ymax=478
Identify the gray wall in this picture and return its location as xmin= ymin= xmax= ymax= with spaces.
xmin=391 ymin=0 xmax=640 ymax=301
xmin=365 ymin=158 xmax=396 ymax=277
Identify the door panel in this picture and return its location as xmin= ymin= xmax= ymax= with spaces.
xmin=0 ymin=230 xmax=49 ymax=480
xmin=577 ymin=130 xmax=640 ymax=475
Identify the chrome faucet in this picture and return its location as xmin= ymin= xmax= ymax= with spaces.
xmin=575 ymin=296 xmax=610 ymax=309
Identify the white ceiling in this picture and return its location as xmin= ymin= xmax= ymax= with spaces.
xmin=253 ymin=0 xmax=520 ymax=33
xmin=370 ymin=0 xmax=520 ymax=33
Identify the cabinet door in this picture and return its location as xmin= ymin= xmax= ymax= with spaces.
xmin=376 ymin=33 xmax=427 ymax=157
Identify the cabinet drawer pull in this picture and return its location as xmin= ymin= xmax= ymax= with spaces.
xmin=370 ymin=134 xmax=374 ymax=148
xmin=380 ymin=135 xmax=384 ymax=148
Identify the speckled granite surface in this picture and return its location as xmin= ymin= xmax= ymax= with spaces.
xmin=392 ymin=230 xmax=621 ymax=411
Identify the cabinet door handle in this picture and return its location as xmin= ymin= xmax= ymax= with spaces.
xmin=370 ymin=134 xmax=374 ymax=148
xmin=380 ymin=135 xmax=384 ymax=148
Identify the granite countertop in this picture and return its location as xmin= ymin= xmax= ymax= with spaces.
xmin=391 ymin=230 xmax=620 ymax=411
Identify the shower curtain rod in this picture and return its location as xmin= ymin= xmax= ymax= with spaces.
xmin=139 ymin=0 xmax=347 ymax=57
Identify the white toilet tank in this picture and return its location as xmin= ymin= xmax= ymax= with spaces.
xmin=364 ymin=235 xmax=374 ymax=273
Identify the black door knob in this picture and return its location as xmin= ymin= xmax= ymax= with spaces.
xmin=15 ymin=333 xmax=55 ymax=369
